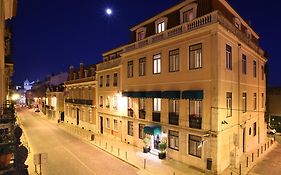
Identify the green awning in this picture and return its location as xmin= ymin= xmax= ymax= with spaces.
xmin=182 ymin=90 xmax=204 ymax=100
xmin=122 ymin=91 xmax=146 ymax=98
xmin=143 ymin=125 xmax=161 ymax=135
xmin=145 ymin=91 xmax=161 ymax=98
xmin=161 ymin=91 xmax=180 ymax=99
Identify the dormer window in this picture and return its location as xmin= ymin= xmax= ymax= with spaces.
xmin=136 ymin=27 xmax=146 ymax=41
xmin=246 ymin=29 xmax=252 ymax=39
xmin=180 ymin=3 xmax=198 ymax=24
xmin=155 ymin=17 xmax=168 ymax=34
xmin=234 ymin=17 xmax=241 ymax=30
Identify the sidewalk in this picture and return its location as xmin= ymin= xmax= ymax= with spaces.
xmin=59 ymin=122 xmax=204 ymax=175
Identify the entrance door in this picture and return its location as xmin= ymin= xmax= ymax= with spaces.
xmin=243 ymin=128 xmax=246 ymax=152
xmin=100 ymin=116 xmax=103 ymax=134
xmin=76 ymin=109 xmax=79 ymax=125
xmin=60 ymin=112 xmax=64 ymax=121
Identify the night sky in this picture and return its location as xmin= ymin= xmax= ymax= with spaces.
xmin=11 ymin=0 xmax=281 ymax=87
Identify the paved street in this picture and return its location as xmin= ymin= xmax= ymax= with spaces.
xmin=17 ymin=107 xmax=139 ymax=175
xmin=248 ymin=135 xmax=281 ymax=175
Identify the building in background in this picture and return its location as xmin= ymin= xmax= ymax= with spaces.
xmin=0 ymin=0 xmax=17 ymax=111
xmin=23 ymin=79 xmax=34 ymax=92
xmin=96 ymin=47 xmax=125 ymax=140
xmin=64 ymin=63 xmax=97 ymax=131
xmin=267 ymin=87 xmax=281 ymax=132
xmin=45 ymin=84 xmax=64 ymax=121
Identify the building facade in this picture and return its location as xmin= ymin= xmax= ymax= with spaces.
xmin=45 ymin=85 xmax=64 ymax=121
xmin=0 ymin=0 xmax=17 ymax=111
xmin=267 ymin=87 xmax=281 ymax=132
xmin=64 ymin=63 xmax=97 ymax=131
xmin=100 ymin=0 xmax=267 ymax=174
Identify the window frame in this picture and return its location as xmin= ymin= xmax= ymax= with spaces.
xmin=153 ymin=54 xmax=161 ymax=74
xmin=226 ymin=44 xmax=232 ymax=70
xmin=189 ymin=43 xmax=202 ymax=70
xmin=226 ymin=92 xmax=232 ymax=117
xmin=139 ymin=124 xmax=145 ymax=139
xmin=242 ymin=92 xmax=247 ymax=113
xmin=188 ymin=134 xmax=202 ymax=158
xmin=113 ymin=73 xmax=118 ymax=86
xmin=168 ymin=130 xmax=179 ymax=151
xmin=169 ymin=49 xmax=180 ymax=72
xmin=128 ymin=61 xmax=134 ymax=78
xmin=253 ymin=60 xmax=257 ymax=78
xmin=242 ymin=54 xmax=247 ymax=74
xmin=139 ymin=57 xmax=146 ymax=76
xmin=128 ymin=121 xmax=134 ymax=136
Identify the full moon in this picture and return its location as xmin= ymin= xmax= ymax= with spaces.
xmin=106 ymin=8 xmax=112 ymax=15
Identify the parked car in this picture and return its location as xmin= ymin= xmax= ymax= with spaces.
xmin=35 ymin=108 xmax=40 ymax=112
xmin=267 ymin=125 xmax=277 ymax=134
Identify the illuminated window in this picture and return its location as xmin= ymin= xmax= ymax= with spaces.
xmin=137 ymin=31 xmax=145 ymax=41
xmin=169 ymin=49 xmax=179 ymax=72
xmin=253 ymin=93 xmax=257 ymax=111
xmin=139 ymin=124 xmax=145 ymax=139
xmin=226 ymin=92 xmax=232 ymax=117
xmin=169 ymin=100 xmax=179 ymax=125
xmin=188 ymin=135 xmax=202 ymax=158
xmin=157 ymin=21 xmax=165 ymax=33
xmin=189 ymin=43 xmax=202 ymax=69
xmin=169 ymin=130 xmax=179 ymax=150
xmin=253 ymin=60 xmax=257 ymax=78
xmin=189 ymin=100 xmax=202 ymax=129
xmin=139 ymin=98 xmax=146 ymax=119
xmin=113 ymin=96 xmax=118 ymax=110
xmin=155 ymin=17 xmax=167 ymax=34
xmin=113 ymin=119 xmax=118 ymax=131
xmin=153 ymin=54 xmax=161 ymax=74
xmin=88 ymin=109 xmax=92 ymax=123
xmin=106 ymin=118 xmax=110 ymax=128
xmin=153 ymin=98 xmax=161 ymax=112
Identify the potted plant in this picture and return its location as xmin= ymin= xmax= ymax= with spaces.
xmin=143 ymin=137 xmax=151 ymax=153
xmin=158 ymin=141 xmax=167 ymax=159
xmin=0 ymin=145 xmax=14 ymax=168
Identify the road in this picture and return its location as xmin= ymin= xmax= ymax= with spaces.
xmin=17 ymin=107 xmax=139 ymax=175
xmin=248 ymin=134 xmax=281 ymax=175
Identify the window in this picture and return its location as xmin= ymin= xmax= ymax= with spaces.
xmin=128 ymin=61 xmax=134 ymax=78
xmin=139 ymin=98 xmax=146 ymax=119
xmin=169 ymin=100 xmax=179 ymax=125
xmin=99 ymin=96 xmax=103 ymax=108
xmin=113 ymin=96 xmax=118 ymax=110
xmin=99 ymin=76 xmax=103 ymax=87
xmin=242 ymin=54 xmax=247 ymax=74
xmin=242 ymin=92 xmax=247 ymax=113
xmin=88 ymin=109 xmax=92 ymax=123
xmin=183 ymin=9 xmax=194 ymax=23
xmin=226 ymin=92 xmax=232 ymax=117
xmin=128 ymin=121 xmax=133 ymax=136
xmin=139 ymin=58 xmax=146 ymax=76
xmin=261 ymin=93 xmax=264 ymax=108
xmin=106 ymin=75 xmax=110 ymax=87
xmin=253 ymin=93 xmax=257 ymax=111
xmin=128 ymin=97 xmax=134 ymax=117
xmin=226 ymin=44 xmax=232 ymax=70
xmin=234 ymin=17 xmax=241 ymax=30
xmin=189 ymin=43 xmax=202 ymax=69
xmin=106 ymin=118 xmax=110 ymax=128
xmin=189 ymin=135 xmax=202 ymax=158
xmin=113 ymin=73 xmax=118 ymax=86
xmin=168 ymin=130 xmax=179 ymax=150
xmin=169 ymin=49 xmax=179 ymax=72
xmin=157 ymin=21 xmax=165 ymax=33
xmin=253 ymin=61 xmax=257 ymax=78
xmin=153 ymin=54 xmax=161 ymax=74
xmin=106 ymin=96 xmax=110 ymax=108
xmin=137 ymin=31 xmax=145 ymax=41
xmin=189 ymin=100 xmax=202 ymax=129
xmin=139 ymin=124 xmax=145 ymax=139
xmin=153 ymin=98 xmax=161 ymax=112
xmin=253 ymin=122 xmax=257 ymax=136
xmin=113 ymin=119 xmax=118 ymax=131
xmin=261 ymin=65 xmax=264 ymax=80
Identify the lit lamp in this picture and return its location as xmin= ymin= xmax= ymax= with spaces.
xmin=11 ymin=93 xmax=20 ymax=101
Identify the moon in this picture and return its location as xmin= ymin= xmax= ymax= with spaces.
xmin=106 ymin=8 xmax=112 ymax=15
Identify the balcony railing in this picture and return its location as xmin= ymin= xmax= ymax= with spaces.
xmin=152 ymin=112 xmax=160 ymax=122
xmin=124 ymin=10 xmax=264 ymax=56
xmin=189 ymin=115 xmax=202 ymax=129
xmin=65 ymin=99 xmax=93 ymax=105
xmin=139 ymin=109 xmax=146 ymax=119
xmin=169 ymin=112 xmax=179 ymax=125
xmin=128 ymin=108 xmax=134 ymax=117
xmin=97 ymin=58 xmax=121 ymax=71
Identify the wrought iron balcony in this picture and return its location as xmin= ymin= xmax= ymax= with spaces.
xmin=65 ymin=99 xmax=93 ymax=105
xmin=97 ymin=58 xmax=121 ymax=71
xmin=169 ymin=112 xmax=179 ymax=125
xmin=152 ymin=112 xmax=160 ymax=122
xmin=139 ymin=109 xmax=146 ymax=119
xmin=189 ymin=115 xmax=202 ymax=129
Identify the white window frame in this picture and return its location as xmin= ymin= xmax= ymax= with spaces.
xmin=113 ymin=96 xmax=118 ymax=110
xmin=180 ymin=3 xmax=198 ymax=24
xmin=106 ymin=118 xmax=110 ymax=129
xmin=128 ymin=61 xmax=134 ymax=78
xmin=189 ymin=43 xmax=202 ymax=69
xmin=113 ymin=119 xmax=118 ymax=131
xmin=226 ymin=44 xmax=232 ymax=70
xmin=136 ymin=27 xmax=146 ymax=41
xmin=153 ymin=54 xmax=161 ymax=74
xmin=169 ymin=49 xmax=180 ymax=72
xmin=139 ymin=57 xmax=146 ymax=76
xmin=155 ymin=17 xmax=168 ymax=34
xmin=226 ymin=92 xmax=232 ymax=117
xmin=153 ymin=98 xmax=161 ymax=112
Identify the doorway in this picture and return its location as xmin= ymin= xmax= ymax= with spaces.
xmin=100 ymin=116 xmax=103 ymax=134
xmin=76 ymin=108 xmax=79 ymax=125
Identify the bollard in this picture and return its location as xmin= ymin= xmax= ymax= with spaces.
xmin=173 ymin=172 xmax=175 ymax=175
xmin=118 ymin=148 xmax=120 ymax=156
xmin=125 ymin=152 xmax=128 ymax=160
xmin=144 ymin=159 xmax=146 ymax=169
xmin=239 ymin=164 xmax=242 ymax=175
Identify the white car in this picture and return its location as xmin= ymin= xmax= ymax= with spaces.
xmin=267 ymin=126 xmax=277 ymax=134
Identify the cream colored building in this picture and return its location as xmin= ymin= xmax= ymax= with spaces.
xmin=45 ymin=85 xmax=64 ymax=121
xmin=64 ymin=63 xmax=97 ymax=131
xmin=96 ymin=47 xmax=125 ymax=140
xmin=0 ymin=0 xmax=17 ymax=111
xmin=98 ymin=0 xmax=267 ymax=174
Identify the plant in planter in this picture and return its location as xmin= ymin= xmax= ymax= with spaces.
xmin=143 ymin=137 xmax=151 ymax=153
xmin=158 ymin=141 xmax=167 ymax=159
xmin=0 ymin=145 xmax=14 ymax=169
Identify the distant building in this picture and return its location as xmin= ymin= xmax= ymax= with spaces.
xmin=267 ymin=87 xmax=281 ymax=132
xmin=46 ymin=85 xmax=64 ymax=121
xmin=23 ymin=79 xmax=34 ymax=92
